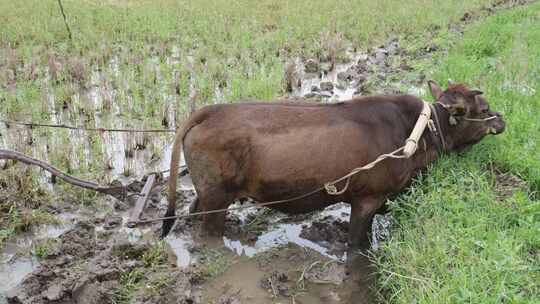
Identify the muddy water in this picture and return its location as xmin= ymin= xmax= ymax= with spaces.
xmin=201 ymin=251 xmax=360 ymax=304
xmin=163 ymin=196 xmax=385 ymax=303
xmin=200 ymin=240 xmax=376 ymax=304
xmin=155 ymin=171 xmax=391 ymax=303
xmin=223 ymin=205 xmax=350 ymax=261
xmin=0 ymin=215 xmax=76 ymax=303
xmin=0 ymin=199 xmax=380 ymax=303
xmin=290 ymin=38 xmax=430 ymax=103
xmin=0 ymin=256 xmax=38 ymax=302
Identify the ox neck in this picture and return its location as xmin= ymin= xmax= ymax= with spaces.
xmin=427 ymin=102 xmax=452 ymax=154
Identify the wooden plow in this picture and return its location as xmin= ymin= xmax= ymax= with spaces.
xmin=0 ymin=148 xmax=162 ymax=227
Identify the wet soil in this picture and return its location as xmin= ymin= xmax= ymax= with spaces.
xmin=201 ymin=244 xmax=375 ymax=304
xmin=1 ymin=182 xmax=379 ymax=304
xmin=0 ymin=205 xmax=199 ymax=304
xmin=1 ymin=1 xmax=535 ymax=302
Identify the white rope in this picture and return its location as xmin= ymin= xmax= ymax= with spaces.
xmin=324 ymin=147 xmax=407 ymax=195
xmin=463 ymin=116 xmax=497 ymax=122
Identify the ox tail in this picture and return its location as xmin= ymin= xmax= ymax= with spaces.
xmin=161 ymin=110 xmax=207 ymax=238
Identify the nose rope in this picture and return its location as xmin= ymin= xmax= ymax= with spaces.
xmin=463 ymin=116 xmax=498 ymax=122
xmin=434 ymin=102 xmax=498 ymax=123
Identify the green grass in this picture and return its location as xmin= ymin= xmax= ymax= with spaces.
xmin=198 ymin=247 xmax=232 ymax=279
xmin=112 ymin=241 xmax=169 ymax=304
xmin=0 ymin=167 xmax=57 ymax=246
xmin=376 ymin=3 xmax=540 ymax=303
xmin=113 ymin=268 xmax=146 ymax=304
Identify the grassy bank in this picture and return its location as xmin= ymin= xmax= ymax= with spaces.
xmin=376 ymin=2 xmax=540 ymax=302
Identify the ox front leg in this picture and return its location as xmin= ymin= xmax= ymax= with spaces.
xmin=349 ymin=195 xmax=384 ymax=251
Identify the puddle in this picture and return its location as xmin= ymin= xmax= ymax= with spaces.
xmin=220 ymin=203 xmax=349 ymax=261
xmin=0 ymin=218 xmax=76 ymax=302
xmin=292 ymin=51 xmax=369 ymax=101
xmin=2 ymin=213 xmax=77 ymax=253
xmin=164 ymin=234 xmax=195 ymax=268
xmin=223 ymin=202 xmax=389 ymax=260
xmin=164 ymin=199 xmax=391 ymax=271
xmin=0 ymin=255 xmax=38 ymax=303
xmin=160 ymin=203 xmax=391 ymax=274
xmin=0 ymin=46 xmax=185 ymax=188
xmin=224 ymin=223 xmax=345 ymax=260
xmin=201 ymin=244 xmax=375 ymax=304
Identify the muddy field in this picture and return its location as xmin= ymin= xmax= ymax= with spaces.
xmin=0 ymin=172 xmax=385 ymax=304
xmin=0 ymin=36 xmax=418 ymax=303
xmin=1 ymin=0 xmax=537 ymax=303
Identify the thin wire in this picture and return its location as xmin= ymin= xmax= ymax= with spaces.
xmin=0 ymin=119 xmax=176 ymax=133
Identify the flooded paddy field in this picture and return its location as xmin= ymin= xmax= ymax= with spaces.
xmin=0 ymin=32 xmax=424 ymax=303
xmin=0 ymin=36 xmax=415 ymax=302
xmin=1 ymin=0 xmax=539 ymax=303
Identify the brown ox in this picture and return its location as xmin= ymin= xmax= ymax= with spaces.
xmin=163 ymin=81 xmax=505 ymax=250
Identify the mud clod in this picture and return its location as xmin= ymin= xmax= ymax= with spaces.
xmin=300 ymin=216 xmax=348 ymax=254
xmin=216 ymin=295 xmax=241 ymax=304
xmin=494 ymin=169 xmax=529 ymax=200
xmin=320 ymin=81 xmax=334 ymax=91
xmin=104 ymin=216 xmax=123 ymax=229
xmin=304 ymin=59 xmax=320 ymax=73
xmin=5 ymin=220 xmax=197 ymax=304
xmin=304 ymin=262 xmax=346 ymax=285
xmin=260 ymin=271 xmax=290 ymax=297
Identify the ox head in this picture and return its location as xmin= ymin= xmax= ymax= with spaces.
xmin=428 ymin=80 xmax=505 ymax=151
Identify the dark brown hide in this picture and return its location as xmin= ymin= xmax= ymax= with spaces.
xmin=165 ymin=81 xmax=505 ymax=250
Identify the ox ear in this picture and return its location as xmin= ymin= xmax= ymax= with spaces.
xmin=428 ymin=80 xmax=443 ymax=100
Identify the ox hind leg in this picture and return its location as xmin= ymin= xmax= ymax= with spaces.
xmin=186 ymin=141 xmax=248 ymax=238
xmin=193 ymin=184 xmax=236 ymax=237
xmin=349 ymin=195 xmax=385 ymax=251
